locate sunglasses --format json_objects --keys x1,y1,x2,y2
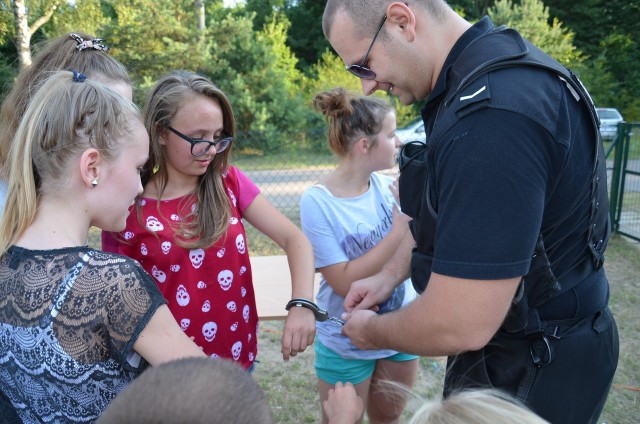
[
  {"x1": 167, "y1": 126, "x2": 234, "y2": 157},
  {"x1": 345, "y1": 14, "x2": 387, "y2": 80}
]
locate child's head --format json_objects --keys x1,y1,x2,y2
[
  {"x1": 313, "y1": 87, "x2": 395, "y2": 158},
  {"x1": 0, "y1": 70, "x2": 146, "y2": 254},
  {"x1": 97, "y1": 357, "x2": 274, "y2": 424},
  {"x1": 0, "y1": 32, "x2": 131, "y2": 171},
  {"x1": 408, "y1": 389, "x2": 549, "y2": 424},
  {"x1": 140, "y1": 70, "x2": 236, "y2": 249},
  {"x1": 143, "y1": 70, "x2": 235, "y2": 183}
]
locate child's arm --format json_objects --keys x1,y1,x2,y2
[
  {"x1": 134, "y1": 305, "x2": 207, "y2": 364},
  {"x1": 243, "y1": 194, "x2": 316, "y2": 361},
  {"x1": 323, "y1": 382, "x2": 364, "y2": 424},
  {"x1": 318, "y1": 204, "x2": 411, "y2": 297}
]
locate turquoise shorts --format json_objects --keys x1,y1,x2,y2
[{"x1": 315, "y1": 339, "x2": 419, "y2": 385}]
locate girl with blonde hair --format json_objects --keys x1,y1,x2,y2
[
  {"x1": 0, "y1": 32, "x2": 132, "y2": 213},
  {"x1": 0, "y1": 71, "x2": 206, "y2": 423}
]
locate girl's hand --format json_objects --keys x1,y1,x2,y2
[
  {"x1": 281, "y1": 304, "x2": 316, "y2": 361},
  {"x1": 391, "y1": 203, "x2": 411, "y2": 235},
  {"x1": 389, "y1": 178, "x2": 401, "y2": 204},
  {"x1": 323, "y1": 382, "x2": 364, "y2": 424}
]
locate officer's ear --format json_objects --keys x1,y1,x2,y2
[{"x1": 386, "y1": 2, "x2": 416, "y2": 42}]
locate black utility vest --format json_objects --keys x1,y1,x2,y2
[{"x1": 398, "y1": 26, "x2": 610, "y2": 335}]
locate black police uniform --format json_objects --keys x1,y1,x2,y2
[{"x1": 399, "y1": 17, "x2": 619, "y2": 424}]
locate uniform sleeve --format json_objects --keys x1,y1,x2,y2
[
  {"x1": 232, "y1": 166, "x2": 260, "y2": 212},
  {"x1": 300, "y1": 188, "x2": 349, "y2": 269},
  {"x1": 104, "y1": 257, "x2": 167, "y2": 370},
  {"x1": 431, "y1": 108, "x2": 565, "y2": 279}
]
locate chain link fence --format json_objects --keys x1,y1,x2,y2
[
  {"x1": 88, "y1": 129, "x2": 401, "y2": 253},
  {"x1": 608, "y1": 122, "x2": 640, "y2": 241}
]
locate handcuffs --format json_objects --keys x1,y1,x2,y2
[{"x1": 285, "y1": 298, "x2": 345, "y2": 325}]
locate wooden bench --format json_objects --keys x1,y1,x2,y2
[{"x1": 250, "y1": 255, "x2": 321, "y2": 320}]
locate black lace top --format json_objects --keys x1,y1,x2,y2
[{"x1": 0, "y1": 246, "x2": 167, "y2": 423}]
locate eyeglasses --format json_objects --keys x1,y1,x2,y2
[
  {"x1": 167, "y1": 126, "x2": 234, "y2": 157},
  {"x1": 345, "y1": 14, "x2": 387, "y2": 80}
]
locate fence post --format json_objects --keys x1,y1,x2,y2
[{"x1": 608, "y1": 124, "x2": 626, "y2": 232}]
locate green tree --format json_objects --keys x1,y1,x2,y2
[
  {"x1": 488, "y1": 0, "x2": 582, "y2": 66},
  {"x1": 543, "y1": 0, "x2": 640, "y2": 120},
  {"x1": 44, "y1": 0, "x2": 110, "y2": 38},
  {"x1": 303, "y1": 49, "x2": 419, "y2": 132},
  {"x1": 103, "y1": 0, "x2": 211, "y2": 94},
  {"x1": 9, "y1": 0, "x2": 64, "y2": 68},
  {"x1": 282, "y1": 0, "x2": 328, "y2": 71}
]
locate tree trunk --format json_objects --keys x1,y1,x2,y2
[
  {"x1": 195, "y1": 0, "x2": 206, "y2": 44},
  {"x1": 13, "y1": 0, "x2": 32, "y2": 68}
]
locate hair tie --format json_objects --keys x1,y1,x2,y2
[
  {"x1": 69, "y1": 33, "x2": 110, "y2": 52},
  {"x1": 72, "y1": 70, "x2": 87, "y2": 83}
]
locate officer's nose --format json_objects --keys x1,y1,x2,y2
[{"x1": 360, "y1": 79, "x2": 378, "y2": 96}]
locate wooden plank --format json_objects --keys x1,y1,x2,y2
[{"x1": 250, "y1": 255, "x2": 321, "y2": 320}]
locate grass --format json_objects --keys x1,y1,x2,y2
[{"x1": 253, "y1": 234, "x2": 640, "y2": 423}]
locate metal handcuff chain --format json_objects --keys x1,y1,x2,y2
[{"x1": 285, "y1": 298, "x2": 345, "y2": 325}]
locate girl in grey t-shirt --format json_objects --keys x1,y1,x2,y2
[{"x1": 301, "y1": 88, "x2": 418, "y2": 424}]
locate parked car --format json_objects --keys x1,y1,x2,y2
[
  {"x1": 396, "y1": 117, "x2": 425, "y2": 144},
  {"x1": 596, "y1": 107, "x2": 624, "y2": 141}
]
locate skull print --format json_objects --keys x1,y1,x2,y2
[
  {"x1": 217, "y1": 270, "x2": 233, "y2": 291},
  {"x1": 228, "y1": 188, "x2": 237, "y2": 207},
  {"x1": 145, "y1": 216, "x2": 164, "y2": 232},
  {"x1": 242, "y1": 304, "x2": 250, "y2": 323},
  {"x1": 161, "y1": 241, "x2": 172, "y2": 254},
  {"x1": 235, "y1": 234, "x2": 246, "y2": 254},
  {"x1": 176, "y1": 284, "x2": 190, "y2": 306},
  {"x1": 189, "y1": 249, "x2": 205, "y2": 269},
  {"x1": 202, "y1": 322, "x2": 218, "y2": 342},
  {"x1": 151, "y1": 266, "x2": 166, "y2": 283},
  {"x1": 180, "y1": 318, "x2": 190, "y2": 330},
  {"x1": 231, "y1": 341, "x2": 242, "y2": 360},
  {"x1": 202, "y1": 300, "x2": 211, "y2": 313}
]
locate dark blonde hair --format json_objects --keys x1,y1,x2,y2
[
  {"x1": 313, "y1": 87, "x2": 393, "y2": 157},
  {"x1": 141, "y1": 70, "x2": 236, "y2": 249},
  {"x1": 0, "y1": 71, "x2": 140, "y2": 255},
  {"x1": 97, "y1": 357, "x2": 274, "y2": 424},
  {"x1": 409, "y1": 390, "x2": 549, "y2": 424},
  {"x1": 0, "y1": 32, "x2": 130, "y2": 174}
]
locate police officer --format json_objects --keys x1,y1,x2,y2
[{"x1": 322, "y1": 1, "x2": 619, "y2": 423}]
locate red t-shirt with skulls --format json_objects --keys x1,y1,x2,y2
[{"x1": 107, "y1": 166, "x2": 260, "y2": 370}]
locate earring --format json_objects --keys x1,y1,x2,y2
[{"x1": 91, "y1": 178, "x2": 98, "y2": 187}]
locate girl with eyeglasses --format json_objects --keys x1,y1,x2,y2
[
  {"x1": 0, "y1": 71, "x2": 207, "y2": 423},
  {"x1": 300, "y1": 88, "x2": 419, "y2": 424},
  {"x1": 102, "y1": 70, "x2": 316, "y2": 370}
]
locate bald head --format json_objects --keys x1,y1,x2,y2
[{"x1": 323, "y1": 0, "x2": 451, "y2": 40}]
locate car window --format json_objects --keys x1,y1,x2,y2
[{"x1": 597, "y1": 110, "x2": 621, "y2": 120}]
